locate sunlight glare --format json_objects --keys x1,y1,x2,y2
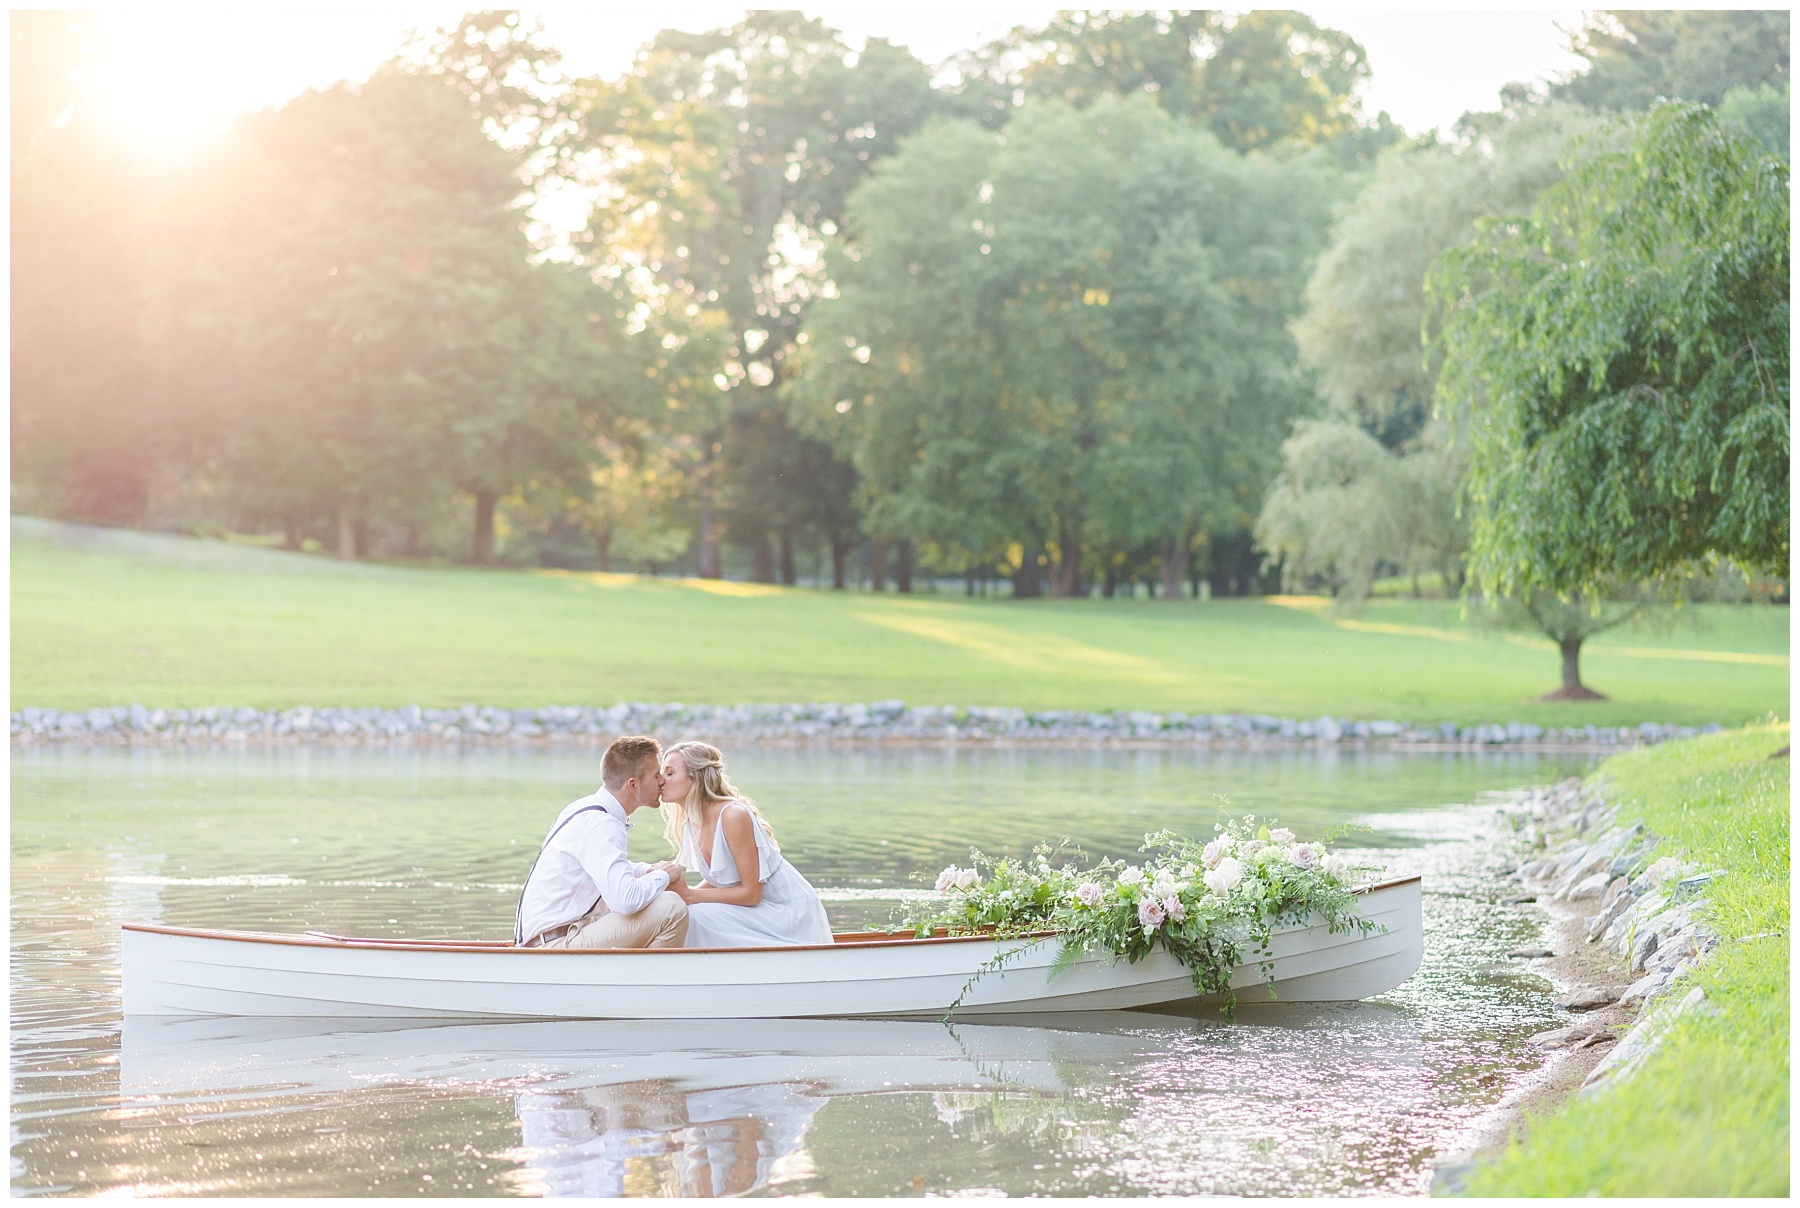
[{"x1": 87, "y1": 7, "x2": 462, "y2": 158}]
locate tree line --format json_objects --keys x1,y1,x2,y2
[{"x1": 12, "y1": 10, "x2": 1789, "y2": 632}]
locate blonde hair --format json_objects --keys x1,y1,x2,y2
[{"x1": 660, "y1": 741, "x2": 777, "y2": 856}]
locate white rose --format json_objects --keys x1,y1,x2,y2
[
  {"x1": 1119, "y1": 866, "x2": 1146, "y2": 887},
  {"x1": 935, "y1": 867, "x2": 958, "y2": 893},
  {"x1": 1201, "y1": 837, "x2": 1233, "y2": 869},
  {"x1": 1287, "y1": 843, "x2": 1319, "y2": 869},
  {"x1": 1269, "y1": 827, "x2": 1296, "y2": 845},
  {"x1": 1151, "y1": 870, "x2": 1181, "y2": 899},
  {"x1": 954, "y1": 867, "x2": 981, "y2": 891},
  {"x1": 1204, "y1": 857, "x2": 1242, "y2": 897},
  {"x1": 1321, "y1": 852, "x2": 1350, "y2": 881}
]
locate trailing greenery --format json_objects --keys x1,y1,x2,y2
[
  {"x1": 1457, "y1": 722, "x2": 1790, "y2": 1197},
  {"x1": 898, "y1": 821, "x2": 1380, "y2": 1014}
]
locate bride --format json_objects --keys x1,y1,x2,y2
[{"x1": 658, "y1": 741, "x2": 833, "y2": 947}]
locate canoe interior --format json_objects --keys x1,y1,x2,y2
[{"x1": 124, "y1": 874, "x2": 1421, "y2": 954}]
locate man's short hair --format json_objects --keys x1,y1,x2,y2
[{"x1": 601, "y1": 735, "x2": 662, "y2": 790}]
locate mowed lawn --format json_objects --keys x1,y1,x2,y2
[{"x1": 10, "y1": 529, "x2": 1789, "y2": 724}]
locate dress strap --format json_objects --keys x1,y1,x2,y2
[{"x1": 722, "y1": 801, "x2": 783, "y2": 883}]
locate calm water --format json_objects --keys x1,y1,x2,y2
[{"x1": 13, "y1": 743, "x2": 1593, "y2": 1197}]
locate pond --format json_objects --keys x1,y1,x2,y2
[{"x1": 13, "y1": 743, "x2": 1594, "y2": 1197}]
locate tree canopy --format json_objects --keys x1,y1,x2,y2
[
  {"x1": 789, "y1": 95, "x2": 1333, "y2": 596},
  {"x1": 1431, "y1": 102, "x2": 1789, "y2": 598}
]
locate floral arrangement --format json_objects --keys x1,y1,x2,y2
[{"x1": 899, "y1": 817, "x2": 1382, "y2": 1014}]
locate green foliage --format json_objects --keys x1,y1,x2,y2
[
  {"x1": 951, "y1": 10, "x2": 1395, "y2": 160},
  {"x1": 1719, "y1": 82, "x2": 1790, "y2": 161},
  {"x1": 1458, "y1": 724, "x2": 1789, "y2": 1196},
  {"x1": 1553, "y1": 11, "x2": 1789, "y2": 113},
  {"x1": 1294, "y1": 103, "x2": 1594, "y2": 443},
  {"x1": 1255, "y1": 417, "x2": 1465, "y2": 605},
  {"x1": 900, "y1": 820, "x2": 1378, "y2": 1014},
  {"x1": 1267, "y1": 106, "x2": 1591, "y2": 614},
  {"x1": 1431, "y1": 102, "x2": 1790, "y2": 598},
  {"x1": 790, "y1": 95, "x2": 1334, "y2": 595},
  {"x1": 150, "y1": 69, "x2": 608, "y2": 553},
  {"x1": 565, "y1": 12, "x2": 935, "y2": 576}
]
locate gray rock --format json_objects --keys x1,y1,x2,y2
[
  {"x1": 1555, "y1": 987, "x2": 1620, "y2": 1012},
  {"x1": 1529, "y1": 1024, "x2": 1596, "y2": 1049}
]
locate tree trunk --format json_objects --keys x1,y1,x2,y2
[
  {"x1": 751, "y1": 535, "x2": 776, "y2": 584},
  {"x1": 336, "y1": 504, "x2": 357, "y2": 561},
  {"x1": 830, "y1": 538, "x2": 849, "y2": 590},
  {"x1": 778, "y1": 530, "x2": 797, "y2": 586},
  {"x1": 965, "y1": 565, "x2": 976, "y2": 597},
  {"x1": 695, "y1": 446, "x2": 720, "y2": 579},
  {"x1": 870, "y1": 538, "x2": 887, "y2": 592},
  {"x1": 1013, "y1": 544, "x2": 1043, "y2": 599},
  {"x1": 283, "y1": 516, "x2": 304, "y2": 551},
  {"x1": 1160, "y1": 535, "x2": 1188, "y2": 600},
  {"x1": 595, "y1": 530, "x2": 612, "y2": 574},
  {"x1": 1049, "y1": 540, "x2": 1082, "y2": 598},
  {"x1": 1540, "y1": 635, "x2": 1608, "y2": 701},
  {"x1": 1102, "y1": 561, "x2": 1117, "y2": 598},
  {"x1": 894, "y1": 539, "x2": 913, "y2": 593},
  {"x1": 472, "y1": 489, "x2": 496, "y2": 564}
]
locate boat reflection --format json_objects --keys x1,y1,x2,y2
[
  {"x1": 120, "y1": 1004, "x2": 1425, "y2": 1197},
  {"x1": 514, "y1": 1080, "x2": 826, "y2": 1197}
]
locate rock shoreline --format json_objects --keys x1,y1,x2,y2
[
  {"x1": 1434, "y1": 774, "x2": 1725, "y2": 1190},
  {"x1": 10, "y1": 702, "x2": 1724, "y2": 749},
  {"x1": 1506, "y1": 778, "x2": 1721, "y2": 1088}
]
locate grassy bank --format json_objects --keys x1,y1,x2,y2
[
  {"x1": 10, "y1": 523, "x2": 1788, "y2": 723},
  {"x1": 1458, "y1": 722, "x2": 1790, "y2": 1197}
]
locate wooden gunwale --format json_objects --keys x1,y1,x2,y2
[{"x1": 120, "y1": 874, "x2": 1420, "y2": 955}]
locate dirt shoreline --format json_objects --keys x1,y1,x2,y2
[
  {"x1": 1431, "y1": 784, "x2": 1651, "y2": 1193},
  {"x1": 1441, "y1": 898, "x2": 1636, "y2": 1175}
]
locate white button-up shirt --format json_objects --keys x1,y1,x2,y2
[{"x1": 516, "y1": 788, "x2": 670, "y2": 944}]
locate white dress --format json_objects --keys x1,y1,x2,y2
[{"x1": 680, "y1": 803, "x2": 833, "y2": 948}]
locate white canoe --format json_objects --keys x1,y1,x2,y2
[{"x1": 122, "y1": 875, "x2": 1421, "y2": 1019}]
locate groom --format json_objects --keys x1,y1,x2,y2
[{"x1": 515, "y1": 735, "x2": 690, "y2": 949}]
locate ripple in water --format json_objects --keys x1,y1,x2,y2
[{"x1": 12, "y1": 744, "x2": 1590, "y2": 1196}]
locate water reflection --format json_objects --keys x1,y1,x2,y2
[
  {"x1": 114, "y1": 1007, "x2": 1428, "y2": 1197},
  {"x1": 15, "y1": 743, "x2": 1590, "y2": 1196}
]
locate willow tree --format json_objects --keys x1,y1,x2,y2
[{"x1": 1431, "y1": 101, "x2": 1789, "y2": 695}]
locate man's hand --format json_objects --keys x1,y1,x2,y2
[{"x1": 652, "y1": 860, "x2": 685, "y2": 885}]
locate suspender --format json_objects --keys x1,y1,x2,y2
[{"x1": 513, "y1": 803, "x2": 610, "y2": 945}]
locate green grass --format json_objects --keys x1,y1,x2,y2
[
  {"x1": 9, "y1": 524, "x2": 1788, "y2": 722},
  {"x1": 1458, "y1": 723, "x2": 1790, "y2": 1197}
]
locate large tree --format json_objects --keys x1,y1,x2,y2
[
  {"x1": 152, "y1": 69, "x2": 608, "y2": 559},
  {"x1": 1431, "y1": 101, "x2": 1788, "y2": 595},
  {"x1": 1553, "y1": 10, "x2": 1788, "y2": 112},
  {"x1": 950, "y1": 9, "x2": 1397, "y2": 159},
  {"x1": 791, "y1": 96, "x2": 1331, "y2": 598},
  {"x1": 11, "y1": 12, "x2": 159, "y2": 523},
  {"x1": 565, "y1": 12, "x2": 935, "y2": 577},
  {"x1": 1261, "y1": 102, "x2": 1594, "y2": 605}
]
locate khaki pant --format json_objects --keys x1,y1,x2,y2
[{"x1": 543, "y1": 891, "x2": 689, "y2": 950}]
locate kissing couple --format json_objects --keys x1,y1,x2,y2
[{"x1": 514, "y1": 735, "x2": 833, "y2": 950}]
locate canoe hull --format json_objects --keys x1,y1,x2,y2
[{"x1": 122, "y1": 877, "x2": 1422, "y2": 1019}]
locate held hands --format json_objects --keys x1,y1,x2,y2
[{"x1": 651, "y1": 860, "x2": 686, "y2": 887}]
